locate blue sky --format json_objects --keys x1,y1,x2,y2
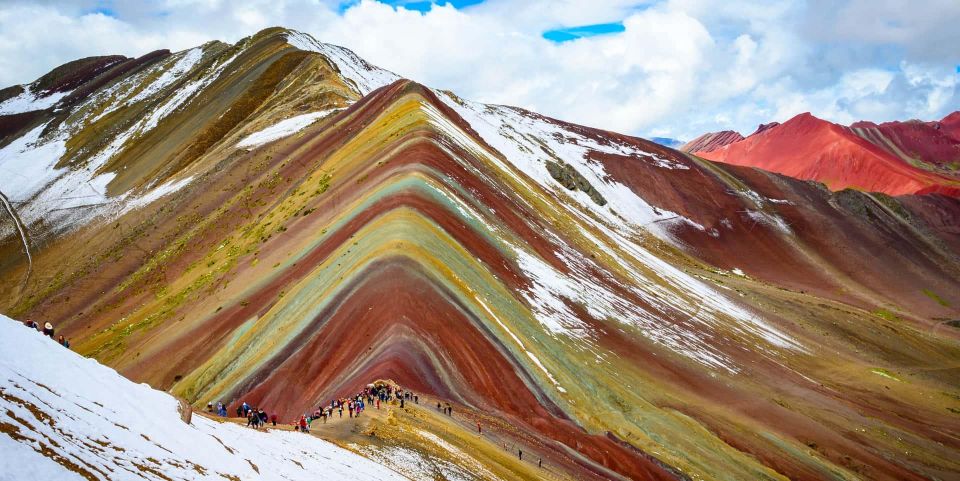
[
  {"x1": 340, "y1": 0, "x2": 485, "y2": 13},
  {"x1": 1, "y1": 0, "x2": 958, "y2": 140},
  {"x1": 542, "y1": 22, "x2": 626, "y2": 42}
]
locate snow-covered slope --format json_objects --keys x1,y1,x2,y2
[
  {"x1": 285, "y1": 31, "x2": 401, "y2": 95},
  {"x1": 0, "y1": 314, "x2": 406, "y2": 481}
]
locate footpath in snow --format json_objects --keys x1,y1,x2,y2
[{"x1": 0, "y1": 314, "x2": 407, "y2": 481}]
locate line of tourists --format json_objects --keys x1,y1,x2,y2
[{"x1": 22, "y1": 319, "x2": 70, "y2": 348}]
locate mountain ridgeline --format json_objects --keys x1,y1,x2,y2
[{"x1": 1, "y1": 27, "x2": 959, "y2": 481}]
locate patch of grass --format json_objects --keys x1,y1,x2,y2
[
  {"x1": 870, "y1": 368, "x2": 900, "y2": 382},
  {"x1": 872, "y1": 308, "x2": 900, "y2": 322},
  {"x1": 922, "y1": 289, "x2": 950, "y2": 307}
]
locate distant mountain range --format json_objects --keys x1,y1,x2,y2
[
  {"x1": 684, "y1": 111, "x2": 960, "y2": 196},
  {"x1": 650, "y1": 136, "x2": 685, "y2": 149}
]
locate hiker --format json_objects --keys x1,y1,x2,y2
[
  {"x1": 400, "y1": 397, "x2": 404, "y2": 409},
  {"x1": 414, "y1": 394, "x2": 418, "y2": 404},
  {"x1": 206, "y1": 402, "x2": 214, "y2": 413},
  {"x1": 376, "y1": 399, "x2": 380, "y2": 410},
  {"x1": 42, "y1": 322, "x2": 54, "y2": 338},
  {"x1": 437, "y1": 401, "x2": 442, "y2": 411},
  {"x1": 270, "y1": 413, "x2": 277, "y2": 426},
  {"x1": 519, "y1": 449, "x2": 523, "y2": 461},
  {"x1": 258, "y1": 409, "x2": 268, "y2": 427},
  {"x1": 218, "y1": 402, "x2": 227, "y2": 417},
  {"x1": 477, "y1": 422, "x2": 482, "y2": 434},
  {"x1": 23, "y1": 319, "x2": 38, "y2": 330},
  {"x1": 57, "y1": 335, "x2": 67, "y2": 347},
  {"x1": 299, "y1": 415, "x2": 308, "y2": 433},
  {"x1": 236, "y1": 405, "x2": 243, "y2": 417},
  {"x1": 446, "y1": 404, "x2": 452, "y2": 416},
  {"x1": 538, "y1": 458, "x2": 542, "y2": 468}
]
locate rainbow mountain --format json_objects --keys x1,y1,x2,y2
[{"x1": 1, "y1": 27, "x2": 959, "y2": 481}]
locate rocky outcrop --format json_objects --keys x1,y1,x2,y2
[{"x1": 546, "y1": 160, "x2": 607, "y2": 205}]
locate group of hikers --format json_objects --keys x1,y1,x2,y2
[
  {"x1": 293, "y1": 382, "x2": 419, "y2": 432},
  {"x1": 205, "y1": 380, "x2": 546, "y2": 469},
  {"x1": 204, "y1": 401, "x2": 279, "y2": 429},
  {"x1": 204, "y1": 382, "x2": 419, "y2": 434},
  {"x1": 22, "y1": 319, "x2": 70, "y2": 348}
]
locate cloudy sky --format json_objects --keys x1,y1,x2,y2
[{"x1": 1, "y1": 0, "x2": 957, "y2": 140}]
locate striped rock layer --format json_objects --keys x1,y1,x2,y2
[{"x1": 2, "y1": 28, "x2": 960, "y2": 481}]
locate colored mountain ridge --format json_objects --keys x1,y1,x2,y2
[
  {"x1": 2, "y1": 27, "x2": 960, "y2": 481},
  {"x1": 694, "y1": 112, "x2": 960, "y2": 196},
  {"x1": 680, "y1": 130, "x2": 744, "y2": 153}
]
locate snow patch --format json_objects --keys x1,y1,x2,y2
[
  {"x1": 0, "y1": 86, "x2": 70, "y2": 115},
  {"x1": 429, "y1": 90, "x2": 805, "y2": 372},
  {"x1": 285, "y1": 31, "x2": 400, "y2": 95},
  {"x1": 120, "y1": 176, "x2": 195, "y2": 215},
  {"x1": 237, "y1": 109, "x2": 342, "y2": 149}
]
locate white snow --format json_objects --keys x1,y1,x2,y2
[
  {"x1": 0, "y1": 44, "x2": 231, "y2": 236},
  {"x1": 431, "y1": 92, "x2": 697, "y2": 237},
  {"x1": 0, "y1": 314, "x2": 408, "y2": 481},
  {"x1": 351, "y1": 443, "x2": 480, "y2": 481},
  {"x1": 92, "y1": 47, "x2": 205, "y2": 122},
  {"x1": 745, "y1": 209, "x2": 792, "y2": 234},
  {"x1": 0, "y1": 86, "x2": 69, "y2": 115},
  {"x1": 0, "y1": 124, "x2": 119, "y2": 236},
  {"x1": 426, "y1": 90, "x2": 805, "y2": 373},
  {"x1": 415, "y1": 430, "x2": 502, "y2": 481},
  {"x1": 130, "y1": 48, "x2": 204, "y2": 106},
  {"x1": 140, "y1": 49, "x2": 239, "y2": 134},
  {"x1": 285, "y1": 31, "x2": 400, "y2": 96},
  {"x1": 512, "y1": 247, "x2": 592, "y2": 337},
  {"x1": 120, "y1": 176, "x2": 195, "y2": 215},
  {"x1": 237, "y1": 109, "x2": 342, "y2": 149}
]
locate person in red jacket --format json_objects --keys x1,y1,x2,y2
[
  {"x1": 299, "y1": 415, "x2": 308, "y2": 433},
  {"x1": 270, "y1": 413, "x2": 277, "y2": 426}
]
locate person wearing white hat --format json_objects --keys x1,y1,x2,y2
[{"x1": 42, "y1": 322, "x2": 54, "y2": 338}]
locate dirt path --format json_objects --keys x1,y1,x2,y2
[
  {"x1": 0, "y1": 189, "x2": 32, "y2": 299},
  {"x1": 197, "y1": 394, "x2": 579, "y2": 480}
]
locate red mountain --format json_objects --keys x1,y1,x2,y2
[
  {"x1": 851, "y1": 115, "x2": 960, "y2": 171},
  {"x1": 940, "y1": 110, "x2": 960, "y2": 142},
  {"x1": 680, "y1": 130, "x2": 743, "y2": 153},
  {"x1": 695, "y1": 112, "x2": 960, "y2": 197}
]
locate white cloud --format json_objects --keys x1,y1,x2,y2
[{"x1": 0, "y1": 0, "x2": 957, "y2": 140}]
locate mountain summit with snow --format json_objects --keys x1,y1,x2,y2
[{"x1": 1, "y1": 28, "x2": 960, "y2": 481}]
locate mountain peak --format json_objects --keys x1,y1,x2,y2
[
  {"x1": 3, "y1": 27, "x2": 960, "y2": 481},
  {"x1": 682, "y1": 130, "x2": 744, "y2": 153}
]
